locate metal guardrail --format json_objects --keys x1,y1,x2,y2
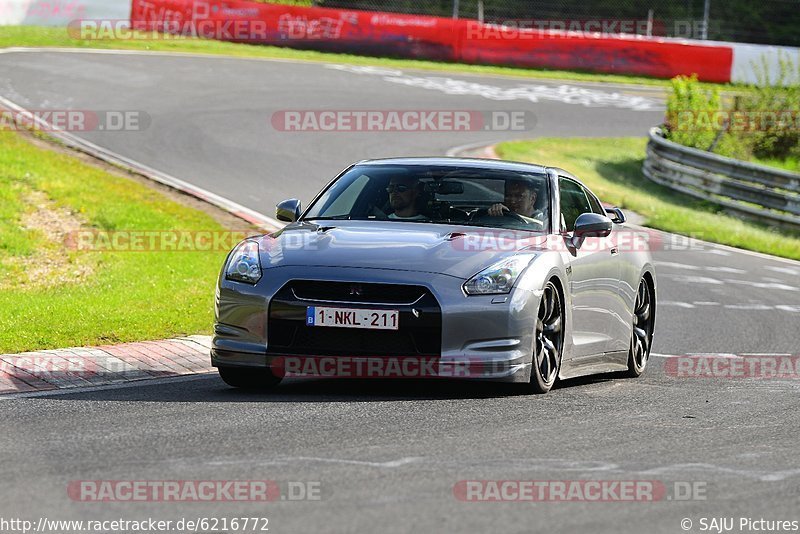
[{"x1": 643, "y1": 127, "x2": 800, "y2": 230}]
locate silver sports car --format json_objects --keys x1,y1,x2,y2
[{"x1": 212, "y1": 158, "x2": 656, "y2": 393}]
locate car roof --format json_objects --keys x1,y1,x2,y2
[{"x1": 355, "y1": 157, "x2": 549, "y2": 175}]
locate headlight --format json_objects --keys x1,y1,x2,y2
[
  {"x1": 463, "y1": 255, "x2": 534, "y2": 295},
  {"x1": 225, "y1": 240, "x2": 262, "y2": 284}
]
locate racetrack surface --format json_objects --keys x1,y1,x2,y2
[
  {"x1": 1, "y1": 49, "x2": 799, "y2": 533},
  {"x1": 0, "y1": 49, "x2": 665, "y2": 213}
]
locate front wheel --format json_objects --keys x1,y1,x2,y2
[
  {"x1": 625, "y1": 278, "x2": 654, "y2": 377},
  {"x1": 529, "y1": 280, "x2": 564, "y2": 394},
  {"x1": 218, "y1": 367, "x2": 282, "y2": 389}
]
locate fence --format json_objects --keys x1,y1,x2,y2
[{"x1": 643, "y1": 127, "x2": 800, "y2": 230}]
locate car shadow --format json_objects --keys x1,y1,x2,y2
[{"x1": 27, "y1": 371, "x2": 625, "y2": 403}]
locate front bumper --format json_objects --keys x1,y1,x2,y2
[{"x1": 212, "y1": 266, "x2": 539, "y2": 382}]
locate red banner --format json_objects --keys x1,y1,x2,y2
[
  {"x1": 459, "y1": 26, "x2": 733, "y2": 82},
  {"x1": 128, "y1": 0, "x2": 733, "y2": 82},
  {"x1": 129, "y1": 0, "x2": 458, "y2": 60}
]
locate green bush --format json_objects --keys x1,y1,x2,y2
[
  {"x1": 665, "y1": 74, "x2": 726, "y2": 151},
  {"x1": 744, "y1": 52, "x2": 800, "y2": 161},
  {"x1": 665, "y1": 55, "x2": 800, "y2": 169}
]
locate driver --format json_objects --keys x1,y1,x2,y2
[
  {"x1": 487, "y1": 179, "x2": 543, "y2": 225},
  {"x1": 387, "y1": 177, "x2": 428, "y2": 220}
]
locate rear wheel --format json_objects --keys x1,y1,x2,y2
[
  {"x1": 529, "y1": 280, "x2": 564, "y2": 394},
  {"x1": 218, "y1": 367, "x2": 282, "y2": 389},
  {"x1": 625, "y1": 278, "x2": 654, "y2": 377}
]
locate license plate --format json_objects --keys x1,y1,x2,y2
[{"x1": 306, "y1": 306, "x2": 399, "y2": 330}]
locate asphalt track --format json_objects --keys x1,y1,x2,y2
[{"x1": 1, "y1": 49, "x2": 799, "y2": 533}]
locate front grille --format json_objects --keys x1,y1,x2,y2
[
  {"x1": 290, "y1": 280, "x2": 426, "y2": 305},
  {"x1": 268, "y1": 281, "x2": 441, "y2": 357}
]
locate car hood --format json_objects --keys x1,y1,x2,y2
[{"x1": 257, "y1": 221, "x2": 549, "y2": 280}]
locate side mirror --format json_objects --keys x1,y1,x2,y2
[
  {"x1": 604, "y1": 207, "x2": 626, "y2": 224},
  {"x1": 573, "y1": 213, "x2": 613, "y2": 238},
  {"x1": 276, "y1": 198, "x2": 301, "y2": 223}
]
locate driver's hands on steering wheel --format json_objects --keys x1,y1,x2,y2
[
  {"x1": 485, "y1": 203, "x2": 543, "y2": 227},
  {"x1": 487, "y1": 203, "x2": 511, "y2": 217}
]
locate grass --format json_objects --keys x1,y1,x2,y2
[
  {"x1": 0, "y1": 130, "x2": 249, "y2": 354},
  {"x1": 496, "y1": 137, "x2": 800, "y2": 261},
  {"x1": 0, "y1": 25, "x2": 727, "y2": 90},
  {"x1": 753, "y1": 156, "x2": 800, "y2": 173}
]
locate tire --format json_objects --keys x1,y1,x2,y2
[
  {"x1": 528, "y1": 280, "x2": 564, "y2": 394},
  {"x1": 218, "y1": 366, "x2": 282, "y2": 389},
  {"x1": 625, "y1": 278, "x2": 655, "y2": 378}
]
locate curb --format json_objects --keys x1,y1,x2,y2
[{"x1": 0, "y1": 336, "x2": 214, "y2": 395}]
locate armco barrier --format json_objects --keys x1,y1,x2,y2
[
  {"x1": 643, "y1": 127, "x2": 800, "y2": 230},
  {"x1": 129, "y1": 0, "x2": 735, "y2": 83}
]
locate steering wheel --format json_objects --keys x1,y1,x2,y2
[
  {"x1": 368, "y1": 203, "x2": 390, "y2": 220},
  {"x1": 499, "y1": 210, "x2": 530, "y2": 225},
  {"x1": 469, "y1": 208, "x2": 537, "y2": 226}
]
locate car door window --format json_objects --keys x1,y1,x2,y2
[
  {"x1": 558, "y1": 177, "x2": 592, "y2": 232},
  {"x1": 586, "y1": 191, "x2": 605, "y2": 215}
]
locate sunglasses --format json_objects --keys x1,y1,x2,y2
[{"x1": 386, "y1": 184, "x2": 412, "y2": 193}]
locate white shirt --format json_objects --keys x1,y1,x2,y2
[{"x1": 388, "y1": 213, "x2": 428, "y2": 220}]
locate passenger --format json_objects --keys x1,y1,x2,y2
[{"x1": 387, "y1": 177, "x2": 428, "y2": 220}]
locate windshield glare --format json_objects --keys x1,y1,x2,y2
[{"x1": 303, "y1": 164, "x2": 550, "y2": 232}]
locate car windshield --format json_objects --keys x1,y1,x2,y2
[{"x1": 303, "y1": 164, "x2": 550, "y2": 232}]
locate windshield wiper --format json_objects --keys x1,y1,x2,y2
[
  {"x1": 302, "y1": 216, "x2": 351, "y2": 221},
  {"x1": 458, "y1": 221, "x2": 547, "y2": 233}
]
